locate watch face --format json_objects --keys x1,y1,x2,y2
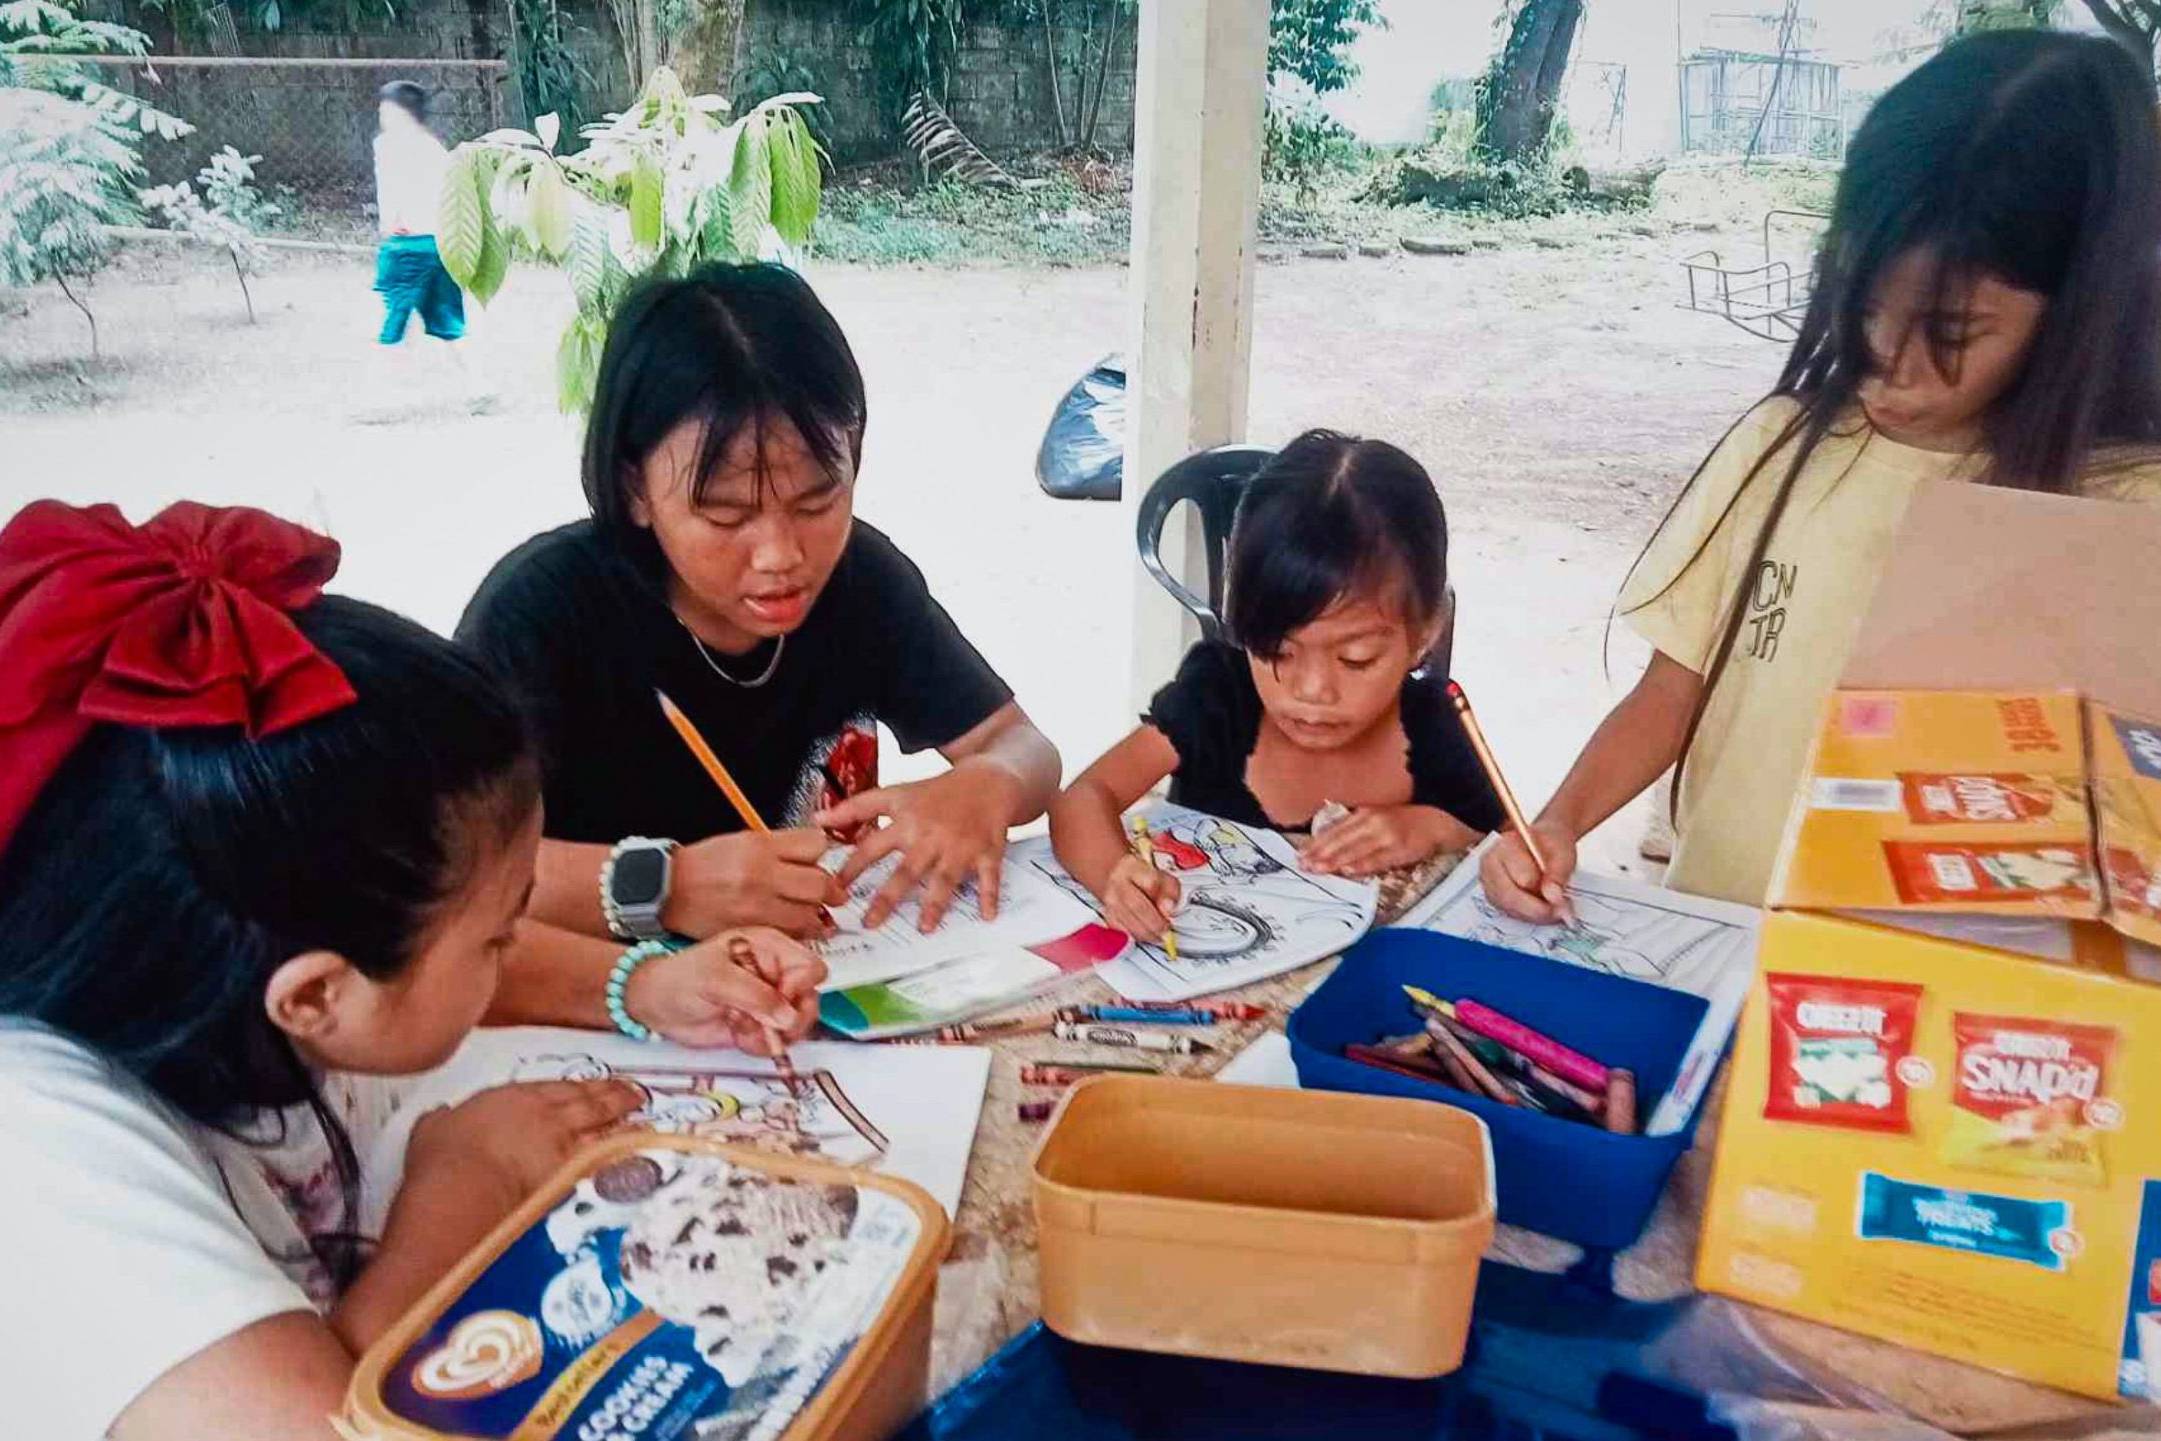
[{"x1": 612, "y1": 848, "x2": 668, "y2": 908}]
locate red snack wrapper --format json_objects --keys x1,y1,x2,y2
[
  {"x1": 1897, "y1": 772, "x2": 2065, "y2": 826},
  {"x1": 1882, "y1": 840, "x2": 2096, "y2": 906},
  {"x1": 1765, "y1": 974, "x2": 1924, "y2": 1133}
]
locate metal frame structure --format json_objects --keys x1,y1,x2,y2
[{"x1": 1678, "y1": 207, "x2": 1826, "y2": 343}]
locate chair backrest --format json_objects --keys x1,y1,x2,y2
[
  {"x1": 1134, "y1": 445, "x2": 1275, "y2": 641},
  {"x1": 1134, "y1": 444, "x2": 1459, "y2": 677}
]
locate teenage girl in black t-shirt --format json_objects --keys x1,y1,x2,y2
[
  {"x1": 459, "y1": 264, "x2": 1061, "y2": 1047},
  {"x1": 1049, "y1": 430, "x2": 1503, "y2": 943}
]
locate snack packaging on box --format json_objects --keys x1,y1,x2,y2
[
  {"x1": 342, "y1": 1135, "x2": 947, "y2": 1441},
  {"x1": 1696, "y1": 480, "x2": 2161, "y2": 1402},
  {"x1": 1772, "y1": 689, "x2": 2098, "y2": 918},
  {"x1": 2092, "y1": 702, "x2": 2161, "y2": 948}
]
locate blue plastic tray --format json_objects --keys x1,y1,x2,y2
[{"x1": 1287, "y1": 930, "x2": 1708, "y2": 1252}]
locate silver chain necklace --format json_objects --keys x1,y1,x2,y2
[{"x1": 682, "y1": 622, "x2": 786, "y2": 689}]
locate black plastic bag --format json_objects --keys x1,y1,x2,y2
[{"x1": 1036, "y1": 353, "x2": 1126, "y2": 501}]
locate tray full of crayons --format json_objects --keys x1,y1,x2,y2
[{"x1": 1288, "y1": 930, "x2": 1710, "y2": 1252}]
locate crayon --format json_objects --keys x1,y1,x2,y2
[
  {"x1": 1404, "y1": 986, "x2": 1609, "y2": 1093},
  {"x1": 1346, "y1": 1044, "x2": 1455, "y2": 1085},
  {"x1": 1604, "y1": 1068, "x2": 1637, "y2": 1134},
  {"x1": 1422, "y1": 1017, "x2": 1519, "y2": 1106},
  {"x1": 1431, "y1": 1042, "x2": 1481, "y2": 1094},
  {"x1": 1018, "y1": 1099, "x2": 1059, "y2": 1123},
  {"x1": 1052, "y1": 1022, "x2": 1215, "y2": 1055},
  {"x1": 894, "y1": 1014, "x2": 1058, "y2": 1045},
  {"x1": 1135, "y1": 1000, "x2": 1268, "y2": 1021},
  {"x1": 1434, "y1": 1012, "x2": 1607, "y2": 1111},
  {"x1": 1064, "y1": 1006, "x2": 1217, "y2": 1027},
  {"x1": 1355, "y1": 1038, "x2": 1448, "y2": 1079},
  {"x1": 1020, "y1": 1061, "x2": 1154, "y2": 1085}
]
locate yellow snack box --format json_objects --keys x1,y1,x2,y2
[
  {"x1": 1772, "y1": 689, "x2": 2098, "y2": 918},
  {"x1": 2092, "y1": 703, "x2": 2161, "y2": 949}
]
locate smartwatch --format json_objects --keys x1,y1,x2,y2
[{"x1": 602, "y1": 836, "x2": 678, "y2": 941}]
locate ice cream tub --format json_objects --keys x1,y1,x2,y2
[{"x1": 341, "y1": 1134, "x2": 948, "y2": 1441}]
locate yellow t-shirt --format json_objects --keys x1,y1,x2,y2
[{"x1": 1621, "y1": 399, "x2": 2159, "y2": 907}]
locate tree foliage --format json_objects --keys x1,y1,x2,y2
[
  {"x1": 0, "y1": 87, "x2": 140, "y2": 351},
  {"x1": 437, "y1": 68, "x2": 825, "y2": 412},
  {"x1": 0, "y1": 0, "x2": 191, "y2": 141},
  {"x1": 1267, "y1": 0, "x2": 1383, "y2": 95},
  {"x1": 141, "y1": 146, "x2": 280, "y2": 320}
]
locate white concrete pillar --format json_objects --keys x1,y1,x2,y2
[{"x1": 1120, "y1": 0, "x2": 1270, "y2": 711}]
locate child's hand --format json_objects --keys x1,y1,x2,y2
[
  {"x1": 628, "y1": 928, "x2": 825, "y2": 1051},
  {"x1": 1478, "y1": 820, "x2": 1579, "y2": 923},
  {"x1": 1101, "y1": 852, "x2": 1182, "y2": 942},
  {"x1": 407, "y1": 1078, "x2": 646, "y2": 1207},
  {"x1": 820, "y1": 763, "x2": 1020, "y2": 932},
  {"x1": 1301, "y1": 805, "x2": 1454, "y2": 877}
]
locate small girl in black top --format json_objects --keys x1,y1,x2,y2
[{"x1": 1051, "y1": 429, "x2": 1504, "y2": 941}]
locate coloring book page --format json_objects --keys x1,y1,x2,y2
[
  {"x1": 1015, "y1": 803, "x2": 1378, "y2": 1003},
  {"x1": 817, "y1": 845, "x2": 1099, "y2": 993},
  {"x1": 1396, "y1": 839, "x2": 1761, "y2": 1135},
  {"x1": 358, "y1": 1028, "x2": 989, "y2": 1230}
]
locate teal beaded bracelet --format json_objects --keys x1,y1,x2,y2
[{"x1": 605, "y1": 937, "x2": 683, "y2": 1042}]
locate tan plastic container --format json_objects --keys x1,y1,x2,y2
[
  {"x1": 343, "y1": 1134, "x2": 947, "y2": 1441},
  {"x1": 1032, "y1": 1075, "x2": 1494, "y2": 1378}
]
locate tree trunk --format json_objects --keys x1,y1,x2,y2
[
  {"x1": 1475, "y1": 0, "x2": 1585, "y2": 165},
  {"x1": 665, "y1": 0, "x2": 749, "y2": 96},
  {"x1": 1079, "y1": 0, "x2": 1125, "y2": 150},
  {"x1": 2076, "y1": 0, "x2": 2160, "y2": 66},
  {"x1": 1040, "y1": 2, "x2": 1070, "y2": 148}
]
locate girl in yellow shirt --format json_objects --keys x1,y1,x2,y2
[{"x1": 1484, "y1": 30, "x2": 2161, "y2": 916}]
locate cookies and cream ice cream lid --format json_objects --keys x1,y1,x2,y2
[{"x1": 342, "y1": 1136, "x2": 944, "y2": 1441}]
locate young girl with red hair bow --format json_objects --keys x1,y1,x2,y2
[{"x1": 0, "y1": 501, "x2": 821, "y2": 1436}]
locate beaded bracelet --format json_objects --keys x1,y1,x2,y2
[{"x1": 605, "y1": 937, "x2": 683, "y2": 1042}]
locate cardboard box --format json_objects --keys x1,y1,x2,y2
[{"x1": 1697, "y1": 482, "x2": 2161, "y2": 1402}]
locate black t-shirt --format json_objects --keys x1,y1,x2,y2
[
  {"x1": 456, "y1": 520, "x2": 1013, "y2": 844},
  {"x1": 1144, "y1": 640, "x2": 1505, "y2": 835}
]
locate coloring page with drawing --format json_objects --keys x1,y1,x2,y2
[
  {"x1": 1396, "y1": 840, "x2": 1762, "y2": 1135},
  {"x1": 357, "y1": 1028, "x2": 989, "y2": 1230},
  {"x1": 1016, "y1": 803, "x2": 1379, "y2": 1003},
  {"x1": 816, "y1": 845, "x2": 1100, "y2": 993}
]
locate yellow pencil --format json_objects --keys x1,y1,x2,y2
[
  {"x1": 1444, "y1": 680, "x2": 1575, "y2": 926},
  {"x1": 655, "y1": 688, "x2": 805, "y2": 1078},
  {"x1": 1130, "y1": 817, "x2": 1180, "y2": 962}
]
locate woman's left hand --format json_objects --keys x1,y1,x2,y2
[
  {"x1": 1300, "y1": 805, "x2": 1456, "y2": 878},
  {"x1": 626, "y1": 927, "x2": 825, "y2": 1052},
  {"x1": 819, "y1": 764, "x2": 1020, "y2": 931}
]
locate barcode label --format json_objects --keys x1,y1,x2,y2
[
  {"x1": 1811, "y1": 778, "x2": 1901, "y2": 812},
  {"x1": 1929, "y1": 854, "x2": 1978, "y2": 891}
]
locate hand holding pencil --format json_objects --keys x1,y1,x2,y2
[
  {"x1": 1447, "y1": 681, "x2": 1578, "y2": 927},
  {"x1": 1099, "y1": 822, "x2": 1182, "y2": 951}
]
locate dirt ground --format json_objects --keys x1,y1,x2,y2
[{"x1": 0, "y1": 236, "x2": 1781, "y2": 864}]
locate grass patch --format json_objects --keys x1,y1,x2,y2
[{"x1": 812, "y1": 166, "x2": 1129, "y2": 267}]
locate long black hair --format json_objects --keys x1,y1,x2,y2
[
  {"x1": 582, "y1": 263, "x2": 868, "y2": 581},
  {"x1": 0, "y1": 595, "x2": 537, "y2": 1281},
  {"x1": 1224, "y1": 428, "x2": 1449, "y2": 658},
  {"x1": 1626, "y1": 29, "x2": 2161, "y2": 801}
]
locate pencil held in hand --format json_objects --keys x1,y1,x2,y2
[
  {"x1": 1444, "y1": 680, "x2": 1574, "y2": 924},
  {"x1": 1128, "y1": 816, "x2": 1180, "y2": 962},
  {"x1": 728, "y1": 934, "x2": 801, "y2": 1108}
]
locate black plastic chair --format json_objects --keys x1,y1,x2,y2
[{"x1": 1135, "y1": 444, "x2": 1457, "y2": 678}]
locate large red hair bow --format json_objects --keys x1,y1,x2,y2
[{"x1": 0, "y1": 500, "x2": 357, "y2": 857}]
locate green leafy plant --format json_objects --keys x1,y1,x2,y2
[
  {"x1": 511, "y1": 0, "x2": 588, "y2": 140},
  {"x1": 1268, "y1": 0, "x2": 1384, "y2": 95},
  {"x1": 853, "y1": 0, "x2": 963, "y2": 124},
  {"x1": 735, "y1": 48, "x2": 830, "y2": 153},
  {"x1": 141, "y1": 146, "x2": 279, "y2": 321},
  {"x1": 0, "y1": 0, "x2": 192, "y2": 141},
  {"x1": 0, "y1": 86, "x2": 141, "y2": 354},
  {"x1": 1262, "y1": 97, "x2": 1360, "y2": 200},
  {"x1": 436, "y1": 67, "x2": 825, "y2": 412}
]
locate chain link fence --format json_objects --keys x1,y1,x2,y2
[{"x1": 77, "y1": 55, "x2": 512, "y2": 232}]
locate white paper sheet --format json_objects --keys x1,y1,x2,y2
[
  {"x1": 1396, "y1": 838, "x2": 1762, "y2": 1136},
  {"x1": 358, "y1": 1027, "x2": 989, "y2": 1228},
  {"x1": 1015, "y1": 803, "x2": 1378, "y2": 1003},
  {"x1": 815, "y1": 845, "x2": 1099, "y2": 992}
]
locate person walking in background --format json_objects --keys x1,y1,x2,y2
[{"x1": 371, "y1": 80, "x2": 487, "y2": 408}]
